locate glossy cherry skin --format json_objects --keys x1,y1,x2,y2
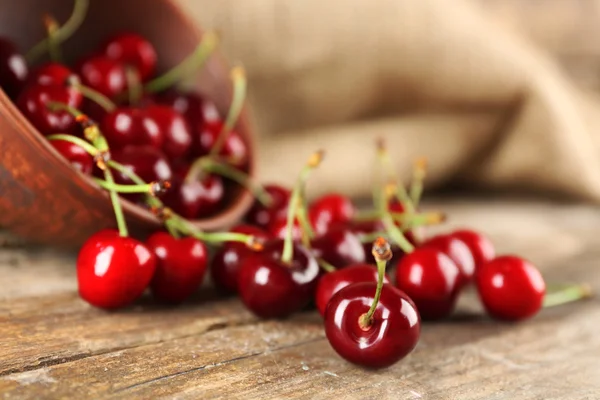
[
  {"x1": 315, "y1": 263, "x2": 390, "y2": 316},
  {"x1": 311, "y1": 227, "x2": 365, "y2": 269},
  {"x1": 110, "y1": 145, "x2": 173, "y2": 186},
  {"x1": 17, "y1": 84, "x2": 82, "y2": 136},
  {"x1": 144, "y1": 105, "x2": 192, "y2": 160},
  {"x1": 49, "y1": 139, "x2": 93, "y2": 175},
  {"x1": 77, "y1": 229, "x2": 157, "y2": 309},
  {"x1": 0, "y1": 37, "x2": 28, "y2": 98},
  {"x1": 162, "y1": 166, "x2": 224, "y2": 219},
  {"x1": 156, "y1": 90, "x2": 220, "y2": 128},
  {"x1": 210, "y1": 224, "x2": 270, "y2": 293},
  {"x1": 395, "y1": 248, "x2": 462, "y2": 320},
  {"x1": 476, "y1": 255, "x2": 545, "y2": 321},
  {"x1": 193, "y1": 120, "x2": 248, "y2": 168},
  {"x1": 28, "y1": 62, "x2": 72, "y2": 86},
  {"x1": 309, "y1": 193, "x2": 355, "y2": 236},
  {"x1": 421, "y1": 234, "x2": 475, "y2": 286},
  {"x1": 100, "y1": 107, "x2": 160, "y2": 150},
  {"x1": 77, "y1": 55, "x2": 127, "y2": 97},
  {"x1": 101, "y1": 32, "x2": 157, "y2": 81},
  {"x1": 324, "y1": 282, "x2": 421, "y2": 368},
  {"x1": 245, "y1": 184, "x2": 291, "y2": 228},
  {"x1": 237, "y1": 240, "x2": 320, "y2": 318},
  {"x1": 146, "y1": 232, "x2": 208, "y2": 304},
  {"x1": 451, "y1": 229, "x2": 495, "y2": 271}
]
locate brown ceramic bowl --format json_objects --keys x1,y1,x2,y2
[{"x1": 0, "y1": 0, "x2": 255, "y2": 248}]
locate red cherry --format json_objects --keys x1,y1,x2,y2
[
  {"x1": 324, "y1": 282, "x2": 420, "y2": 368},
  {"x1": 245, "y1": 184, "x2": 291, "y2": 228},
  {"x1": 237, "y1": 239, "x2": 320, "y2": 318},
  {"x1": 0, "y1": 37, "x2": 28, "y2": 98},
  {"x1": 110, "y1": 145, "x2": 173, "y2": 186},
  {"x1": 156, "y1": 90, "x2": 220, "y2": 128},
  {"x1": 77, "y1": 229, "x2": 156, "y2": 309},
  {"x1": 76, "y1": 55, "x2": 127, "y2": 97},
  {"x1": 268, "y1": 217, "x2": 303, "y2": 241},
  {"x1": 309, "y1": 193, "x2": 355, "y2": 236},
  {"x1": 146, "y1": 232, "x2": 208, "y2": 304},
  {"x1": 210, "y1": 224, "x2": 270, "y2": 293},
  {"x1": 311, "y1": 227, "x2": 365, "y2": 269},
  {"x1": 194, "y1": 120, "x2": 248, "y2": 168},
  {"x1": 101, "y1": 32, "x2": 157, "y2": 81},
  {"x1": 315, "y1": 263, "x2": 390, "y2": 316},
  {"x1": 395, "y1": 247, "x2": 462, "y2": 320},
  {"x1": 17, "y1": 84, "x2": 82, "y2": 136},
  {"x1": 100, "y1": 107, "x2": 163, "y2": 150},
  {"x1": 451, "y1": 229, "x2": 495, "y2": 271},
  {"x1": 143, "y1": 105, "x2": 192, "y2": 160},
  {"x1": 421, "y1": 234, "x2": 475, "y2": 285},
  {"x1": 28, "y1": 62, "x2": 72, "y2": 86},
  {"x1": 476, "y1": 255, "x2": 545, "y2": 321},
  {"x1": 49, "y1": 139, "x2": 93, "y2": 174}
]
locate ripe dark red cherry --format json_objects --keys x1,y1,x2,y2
[
  {"x1": 396, "y1": 247, "x2": 462, "y2": 320},
  {"x1": 17, "y1": 84, "x2": 82, "y2": 136},
  {"x1": 146, "y1": 232, "x2": 208, "y2": 304},
  {"x1": 421, "y1": 234, "x2": 475, "y2": 286},
  {"x1": 309, "y1": 193, "x2": 355, "y2": 236},
  {"x1": 194, "y1": 120, "x2": 248, "y2": 168},
  {"x1": 476, "y1": 255, "x2": 545, "y2": 321},
  {"x1": 156, "y1": 90, "x2": 220, "y2": 128},
  {"x1": 210, "y1": 224, "x2": 270, "y2": 293},
  {"x1": 77, "y1": 229, "x2": 156, "y2": 309},
  {"x1": 324, "y1": 282, "x2": 420, "y2": 368},
  {"x1": 144, "y1": 105, "x2": 192, "y2": 160},
  {"x1": 101, "y1": 32, "x2": 157, "y2": 81},
  {"x1": 162, "y1": 166, "x2": 224, "y2": 219},
  {"x1": 28, "y1": 62, "x2": 72, "y2": 86},
  {"x1": 237, "y1": 239, "x2": 320, "y2": 318},
  {"x1": 110, "y1": 145, "x2": 173, "y2": 186},
  {"x1": 49, "y1": 139, "x2": 93, "y2": 175},
  {"x1": 0, "y1": 37, "x2": 28, "y2": 98},
  {"x1": 451, "y1": 229, "x2": 495, "y2": 271},
  {"x1": 101, "y1": 107, "x2": 156, "y2": 149},
  {"x1": 76, "y1": 55, "x2": 127, "y2": 97},
  {"x1": 311, "y1": 227, "x2": 366, "y2": 269},
  {"x1": 315, "y1": 263, "x2": 390, "y2": 316},
  {"x1": 245, "y1": 184, "x2": 291, "y2": 228}
]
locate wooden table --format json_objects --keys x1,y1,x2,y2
[{"x1": 1, "y1": 197, "x2": 599, "y2": 399}]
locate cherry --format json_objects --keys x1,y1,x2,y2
[
  {"x1": 49, "y1": 139, "x2": 93, "y2": 174},
  {"x1": 421, "y1": 234, "x2": 475, "y2": 286},
  {"x1": 28, "y1": 62, "x2": 72, "y2": 86},
  {"x1": 324, "y1": 238, "x2": 420, "y2": 368},
  {"x1": 451, "y1": 229, "x2": 495, "y2": 271},
  {"x1": 17, "y1": 84, "x2": 82, "y2": 136},
  {"x1": 237, "y1": 239, "x2": 320, "y2": 318},
  {"x1": 311, "y1": 227, "x2": 365, "y2": 269},
  {"x1": 309, "y1": 193, "x2": 355, "y2": 236},
  {"x1": 110, "y1": 145, "x2": 173, "y2": 186},
  {"x1": 100, "y1": 107, "x2": 160, "y2": 150},
  {"x1": 268, "y1": 217, "x2": 303, "y2": 241},
  {"x1": 100, "y1": 32, "x2": 157, "y2": 81},
  {"x1": 0, "y1": 37, "x2": 28, "y2": 98},
  {"x1": 315, "y1": 263, "x2": 390, "y2": 316},
  {"x1": 210, "y1": 224, "x2": 270, "y2": 293},
  {"x1": 77, "y1": 229, "x2": 156, "y2": 309},
  {"x1": 245, "y1": 184, "x2": 291, "y2": 228},
  {"x1": 146, "y1": 231, "x2": 208, "y2": 304},
  {"x1": 144, "y1": 105, "x2": 192, "y2": 160},
  {"x1": 193, "y1": 120, "x2": 248, "y2": 168},
  {"x1": 76, "y1": 55, "x2": 127, "y2": 98},
  {"x1": 395, "y1": 247, "x2": 462, "y2": 320},
  {"x1": 156, "y1": 90, "x2": 220, "y2": 128},
  {"x1": 476, "y1": 255, "x2": 545, "y2": 321}
]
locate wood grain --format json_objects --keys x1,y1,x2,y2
[{"x1": 1, "y1": 196, "x2": 599, "y2": 399}]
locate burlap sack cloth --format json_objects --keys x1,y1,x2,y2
[{"x1": 176, "y1": 0, "x2": 600, "y2": 201}]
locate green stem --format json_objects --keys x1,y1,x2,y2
[
  {"x1": 46, "y1": 101, "x2": 83, "y2": 117},
  {"x1": 376, "y1": 139, "x2": 415, "y2": 213},
  {"x1": 26, "y1": 0, "x2": 89, "y2": 63},
  {"x1": 72, "y1": 82, "x2": 117, "y2": 112},
  {"x1": 93, "y1": 179, "x2": 153, "y2": 193},
  {"x1": 409, "y1": 158, "x2": 427, "y2": 208},
  {"x1": 296, "y1": 196, "x2": 314, "y2": 245},
  {"x1": 46, "y1": 134, "x2": 99, "y2": 155},
  {"x1": 317, "y1": 258, "x2": 336, "y2": 273},
  {"x1": 359, "y1": 257, "x2": 388, "y2": 329},
  {"x1": 44, "y1": 14, "x2": 63, "y2": 63},
  {"x1": 144, "y1": 31, "x2": 219, "y2": 94},
  {"x1": 165, "y1": 219, "x2": 181, "y2": 239},
  {"x1": 543, "y1": 284, "x2": 592, "y2": 308},
  {"x1": 126, "y1": 67, "x2": 142, "y2": 105},
  {"x1": 103, "y1": 167, "x2": 128, "y2": 237},
  {"x1": 107, "y1": 160, "x2": 162, "y2": 208},
  {"x1": 209, "y1": 67, "x2": 247, "y2": 158},
  {"x1": 358, "y1": 231, "x2": 388, "y2": 244}
]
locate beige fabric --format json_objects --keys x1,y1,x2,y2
[{"x1": 176, "y1": 0, "x2": 600, "y2": 201}]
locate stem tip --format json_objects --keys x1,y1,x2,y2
[{"x1": 372, "y1": 237, "x2": 392, "y2": 262}]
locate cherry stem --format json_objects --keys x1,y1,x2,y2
[
  {"x1": 543, "y1": 284, "x2": 592, "y2": 308},
  {"x1": 281, "y1": 151, "x2": 324, "y2": 265},
  {"x1": 376, "y1": 138, "x2": 415, "y2": 214},
  {"x1": 359, "y1": 237, "x2": 392, "y2": 329},
  {"x1": 26, "y1": 0, "x2": 89, "y2": 63},
  {"x1": 187, "y1": 157, "x2": 271, "y2": 206},
  {"x1": 358, "y1": 231, "x2": 388, "y2": 244},
  {"x1": 409, "y1": 158, "x2": 427, "y2": 208},
  {"x1": 46, "y1": 134, "x2": 99, "y2": 156},
  {"x1": 125, "y1": 67, "x2": 142, "y2": 105},
  {"x1": 379, "y1": 185, "x2": 415, "y2": 253},
  {"x1": 317, "y1": 258, "x2": 336, "y2": 273},
  {"x1": 208, "y1": 66, "x2": 247, "y2": 158},
  {"x1": 144, "y1": 31, "x2": 219, "y2": 94},
  {"x1": 92, "y1": 179, "x2": 153, "y2": 194},
  {"x1": 43, "y1": 14, "x2": 63, "y2": 63},
  {"x1": 46, "y1": 101, "x2": 108, "y2": 150},
  {"x1": 102, "y1": 166, "x2": 128, "y2": 237},
  {"x1": 354, "y1": 210, "x2": 445, "y2": 229},
  {"x1": 294, "y1": 165, "x2": 316, "y2": 242},
  {"x1": 68, "y1": 76, "x2": 117, "y2": 112}
]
